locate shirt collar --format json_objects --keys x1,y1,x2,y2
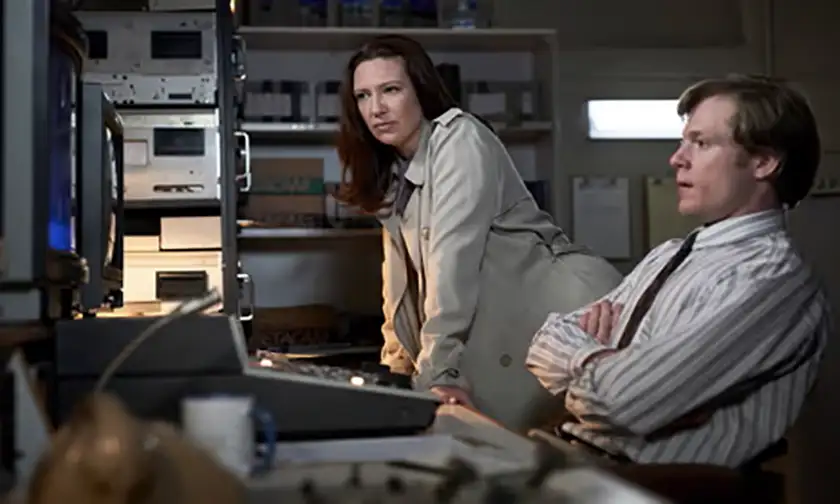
[{"x1": 692, "y1": 209, "x2": 785, "y2": 249}]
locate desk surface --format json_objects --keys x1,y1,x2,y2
[{"x1": 248, "y1": 405, "x2": 669, "y2": 503}]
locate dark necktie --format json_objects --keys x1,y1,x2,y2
[{"x1": 615, "y1": 231, "x2": 699, "y2": 350}]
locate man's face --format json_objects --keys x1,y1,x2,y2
[{"x1": 669, "y1": 95, "x2": 774, "y2": 223}]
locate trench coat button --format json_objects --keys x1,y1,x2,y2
[
  {"x1": 421, "y1": 227, "x2": 430, "y2": 240},
  {"x1": 499, "y1": 354, "x2": 512, "y2": 367},
  {"x1": 445, "y1": 368, "x2": 460, "y2": 378}
]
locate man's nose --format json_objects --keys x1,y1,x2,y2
[{"x1": 669, "y1": 143, "x2": 688, "y2": 170}]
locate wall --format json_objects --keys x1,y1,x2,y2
[
  {"x1": 490, "y1": 0, "x2": 838, "y2": 502},
  {"x1": 767, "y1": 2, "x2": 840, "y2": 503}
]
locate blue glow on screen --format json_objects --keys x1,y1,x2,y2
[{"x1": 48, "y1": 45, "x2": 75, "y2": 252}]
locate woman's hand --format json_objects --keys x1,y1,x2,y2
[{"x1": 430, "y1": 386, "x2": 473, "y2": 407}]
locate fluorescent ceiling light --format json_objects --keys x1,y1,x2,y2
[{"x1": 587, "y1": 99, "x2": 683, "y2": 140}]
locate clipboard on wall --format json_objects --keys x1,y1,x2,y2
[
  {"x1": 572, "y1": 176, "x2": 632, "y2": 259},
  {"x1": 644, "y1": 177, "x2": 703, "y2": 249}
]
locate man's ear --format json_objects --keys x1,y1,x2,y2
[{"x1": 751, "y1": 151, "x2": 782, "y2": 181}]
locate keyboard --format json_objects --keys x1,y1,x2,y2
[
  {"x1": 244, "y1": 348, "x2": 439, "y2": 439},
  {"x1": 253, "y1": 349, "x2": 413, "y2": 389}
]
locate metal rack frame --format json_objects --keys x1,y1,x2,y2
[
  {"x1": 0, "y1": 0, "x2": 52, "y2": 320},
  {"x1": 215, "y1": 0, "x2": 240, "y2": 316}
]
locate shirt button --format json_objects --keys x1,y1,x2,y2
[
  {"x1": 499, "y1": 354, "x2": 512, "y2": 367},
  {"x1": 421, "y1": 227, "x2": 430, "y2": 240}
]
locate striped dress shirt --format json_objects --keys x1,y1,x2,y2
[{"x1": 526, "y1": 210, "x2": 830, "y2": 467}]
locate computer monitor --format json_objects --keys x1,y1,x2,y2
[
  {"x1": 46, "y1": 4, "x2": 88, "y2": 285},
  {"x1": 0, "y1": 0, "x2": 89, "y2": 322},
  {"x1": 76, "y1": 82, "x2": 125, "y2": 314}
]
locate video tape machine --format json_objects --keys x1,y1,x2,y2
[{"x1": 75, "y1": 11, "x2": 218, "y2": 107}]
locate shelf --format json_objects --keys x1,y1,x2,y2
[
  {"x1": 238, "y1": 226, "x2": 381, "y2": 239},
  {"x1": 240, "y1": 121, "x2": 553, "y2": 144},
  {"x1": 237, "y1": 26, "x2": 556, "y2": 52}
]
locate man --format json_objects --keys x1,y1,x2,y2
[{"x1": 526, "y1": 74, "x2": 831, "y2": 468}]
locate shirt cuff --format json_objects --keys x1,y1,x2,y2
[{"x1": 569, "y1": 339, "x2": 608, "y2": 377}]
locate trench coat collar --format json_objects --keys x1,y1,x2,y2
[{"x1": 402, "y1": 120, "x2": 432, "y2": 186}]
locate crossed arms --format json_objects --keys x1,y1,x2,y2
[{"x1": 525, "y1": 252, "x2": 824, "y2": 437}]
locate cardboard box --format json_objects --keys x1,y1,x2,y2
[
  {"x1": 243, "y1": 157, "x2": 327, "y2": 227},
  {"x1": 241, "y1": 194, "x2": 326, "y2": 228},
  {"x1": 250, "y1": 305, "x2": 337, "y2": 351},
  {"x1": 250, "y1": 157, "x2": 324, "y2": 195}
]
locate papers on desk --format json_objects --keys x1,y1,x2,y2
[
  {"x1": 273, "y1": 434, "x2": 532, "y2": 477},
  {"x1": 249, "y1": 464, "x2": 668, "y2": 504},
  {"x1": 572, "y1": 177, "x2": 632, "y2": 259},
  {"x1": 546, "y1": 468, "x2": 669, "y2": 504}
]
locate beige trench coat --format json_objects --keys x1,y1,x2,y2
[{"x1": 379, "y1": 108, "x2": 623, "y2": 432}]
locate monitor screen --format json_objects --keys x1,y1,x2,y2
[{"x1": 48, "y1": 26, "x2": 79, "y2": 253}]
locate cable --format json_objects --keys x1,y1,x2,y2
[{"x1": 94, "y1": 289, "x2": 223, "y2": 393}]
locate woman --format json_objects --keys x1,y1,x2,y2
[{"x1": 335, "y1": 34, "x2": 623, "y2": 432}]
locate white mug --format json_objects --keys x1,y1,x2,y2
[{"x1": 181, "y1": 395, "x2": 276, "y2": 478}]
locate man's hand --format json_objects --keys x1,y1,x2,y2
[
  {"x1": 430, "y1": 386, "x2": 473, "y2": 407},
  {"x1": 578, "y1": 301, "x2": 623, "y2": 345}
]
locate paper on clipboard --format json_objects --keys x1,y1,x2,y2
[
  {"x1": 644, "y1": 177, "x2": 703, "y2": 249},
  {"x1": 572, "y1": 176, "x2": 631, "y2": 259}
]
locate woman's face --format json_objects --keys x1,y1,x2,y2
[{"x1": 353, "y1": 56, "x2": 424, "y2": 157}]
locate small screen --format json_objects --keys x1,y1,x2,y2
[
  {"x1": 150, "y1": 31, "x2": 202, "y2": 60},
  {"x1": 153, "y1": 128, "x2": 205, "y2": 157},
  {"x1": 86, "y1": 30, "x2": 108, "y2": 59}
]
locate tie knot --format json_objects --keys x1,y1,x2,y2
[{"x1": 681, "y1": 230, "x2": 699, "y2": 253}]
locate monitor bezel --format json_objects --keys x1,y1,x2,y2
[{"x1": 76, "y1": 82, "x2": 125, "y2": 313}]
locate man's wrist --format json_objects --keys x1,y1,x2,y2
[
  {"x1": 580, "y1": 349, "x2": 618, "y2": 368},
  {"x1": 569, "y1": 342, "x2": 615, "y2": 375}
]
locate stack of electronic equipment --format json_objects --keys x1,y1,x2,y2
[{"x1": 75, "y1": 0, "x2": 241, "y2": 317}]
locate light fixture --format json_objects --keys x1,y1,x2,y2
[{"x1": 587, "y1": 99, "x2": 683, "y2": 140}]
